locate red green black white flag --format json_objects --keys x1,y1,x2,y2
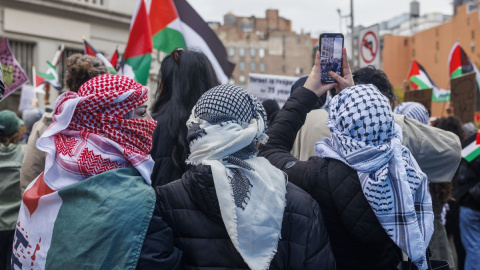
[{"x1": 407, "y1": 60, "x2": 450, "y2": 102}]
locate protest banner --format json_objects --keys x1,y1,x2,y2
[
  {"x1": 403, "y1": 89, "x2": 433, "y2": 112},
  {"x1": 18, "y1": 85, "x2": 35, "y2": 112},
  {"x1": 0, "y1": 37, "x2": 29, "y2": 101},
  {"x1": 248, "y1": 73, "x2": 298, "y2": 108},
  {"x1": 451, "y1": 72, "x2": 477, "y2": 123}
]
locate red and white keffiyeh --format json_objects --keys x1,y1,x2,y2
[{"x1": 36, "y1": 74, "x2": 156, "y2": 189}]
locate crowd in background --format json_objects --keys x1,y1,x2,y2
[{"x1": 0, "y1": 48, "x2": 479, "y2": 270}]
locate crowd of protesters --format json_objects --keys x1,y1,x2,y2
[{"x1": 0, "y1": 47, "x2": 478, "y2": 270}]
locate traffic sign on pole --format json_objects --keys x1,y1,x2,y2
[{"x1": 359, "y1": 24, "x2": 380, "y2": 68}]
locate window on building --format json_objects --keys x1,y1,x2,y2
[
  {"x1": 468, "y1": 18, "x2": 471, "y2": 26},
  {"x1": 297, "y1": 38, "x2": 301, "y2": 45},
  {"x1": 436, "y1": 41, "x2": 439, "y2": 50},
  {"x1": 239, "y1": 61, "x2": 245, "y2": 71},
  {"x1": 259, "y1": 48, "x2": 265, "y2": 58},
  {"x1": 228, "y1": 76, "x2": 235, "y2": 85},
  {"x1": 7, "y1": 39, "x2": 35, "y2": 83},
  {"x1": 282, "y1": 65, "x2": 286, "y2": 73},
  {"x1": 250, "y1": 62, "x2": 256, "y2": 72},
  {"x1": 404, "y1": 39, "x2": 408, "y2": 46},
  {"x1": 239, "y1": 47, "x2": 245, "y2": 57},
  {"x1": 239, "y1": 75, "x2": 246, "y2": 84},
  {"x1": 250, "y1": 48, "x2": 256, "y2": 58},
  {"x1": 436, "y1": 29, "x2": 439, "y2": 37},
  {"x1": 435, "y1": 54, "x2": 438, "y2": 63},
  {"x1": 471, "y1": 43, "x2": 475, "y2": 53},
  {"x1": 58, "y1": 47, "x2": 85, "y2": 86},
  {"x1": 229, "y1": 47, "x2": 235, "y2": 57},
  {"x1": 472, "y1": 30, "x2": 475, "y2": 39},
  {"x1": 412, "y1": 49, "x2": 415, "y2": 58},
  {"x1": 259, "y1": 62, "x2": 265, "y2": 72},
  {"x1": 295, "y1": 67, "x2": 302, "y2": 75}
]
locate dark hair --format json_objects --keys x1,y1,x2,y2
[
  {"x1": 262, "y1": 99, "x2": 280, "y2": 123},
  {"x1": 433, "y1": 116, "x2": 465, "y2": 142},
  {"x1": 65, "y1": 54, "x2": 108, "y2": 92},
  {"x1": 353, "y1": 66, "x2": 396, "y2": 104},
  {"x1": 152, "y1": 50, "x2": 219, "y2": 175},
  {"x1": 291, "y1": 75, "x2": 328, "y2": 109}
]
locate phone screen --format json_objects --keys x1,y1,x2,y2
[{"x1": 319, "y1": 33, "x2": 344, "y2": 84}]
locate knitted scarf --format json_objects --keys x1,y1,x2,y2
[
  {"x1": 186, "y1": 84, "x2": 287, "y2": 270},
  {"x1": 315, "y1": 84, "x2": 434, "y2": 270}
]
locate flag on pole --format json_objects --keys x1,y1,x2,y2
[
  {"x1": 147, "y1": 0, "x2": 235, "y2": 83},
  {"x1": 448, "y1": 42, "x2": 480, "y2": 107},
  {"x1": 110, "y1": 47, "x2": 120, "y2": 71},
  {"x1": 0, "y1": 37, "x2": 29, "y2": 101},
  {"x1": 33, "y1": 61, "x2": 62, "y2": 90},
  {"x1": 82, "y1": 38, "x2": 117, "y2": 74},
  {"x1": 407, "y1": 60, "x2": 450, "y2": 102},
  {"x1": 120, "y1": 0, "x2": 152, "y2": 85}
]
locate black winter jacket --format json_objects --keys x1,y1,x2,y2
[
  {"x1": 453, "y1": 133, "x2": 480, "y2": 211},
  {"x1": 156, "y1": 165, "x2": 336, "y2": 269},
  {"x1": 259, "y1": 87, "x2": 402, "y2": 270},
  {"x1": 150, "y1": 113, "x2": 190, "y2": 188}
]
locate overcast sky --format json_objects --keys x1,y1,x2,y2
[{"x1": 187, "y1": 0, "x2": 454, "y2": 37}]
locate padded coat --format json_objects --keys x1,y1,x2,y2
[
  {"x1": 259, "y1": 87, "x2": 402, "y2": 270},
  {"x1": 156, "y1": 165, "x2": 336, "y2": 269}
]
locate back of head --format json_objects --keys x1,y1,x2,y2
[
  {"x1": 0, "y1": 110, "x2": 24, "y2": 145},
  {"x1": 262, "y1": 99, "x2": 280, "y2": 123},
  {"x1": 393, "y1": 102, "x2": 430, "y2": 125},
  {"x1": 353, "y1": 66, "x2": 396, "y2": 105},
  {"x1": 65, "y1": 54, "x2": 108, "y2": 93},
  {"x1": 433, "y1": 116, "x2": 464, "y2": 142},
  {"x1": 291, "y1": 75, "x2": 328, "y2": 109},
  {"x1": 152, "y1": 49, "x2": 220, "y2": 174}
]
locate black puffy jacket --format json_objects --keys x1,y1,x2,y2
[
  {"x1": 259, "y1": 87, "x2": 402, "y2": 270},
  {"x1": 453, "y1": 133, "x2": 480, "y2": 212},
  {"x1": 156, "y1": 165, "x2": 335, "y2": 269}
]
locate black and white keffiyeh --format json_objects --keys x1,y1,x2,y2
[
  {"x1": 186, "y1": 84, "x2": 287, "y2": 270},
  {"x1": 394, "y1": 101, "x2": 430, "y2": 125},
  {"x1": 315, "y1": 84, "x2": 434, "y2": 270}
]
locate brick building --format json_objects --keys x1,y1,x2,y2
[
  {"x1": 382, "y1": 4, "x2": 480, "y2": 116},
  {"x1": 211, "y1": 9, "x2": 313, "y2": 89}
]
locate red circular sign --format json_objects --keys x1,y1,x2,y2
[{"x1": 360, "y1": 31, "x2": 378, "y2": 64}]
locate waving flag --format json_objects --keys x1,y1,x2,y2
[
  {"x1": 407, "y1": 60, "x2": 450, "y2": 102},
  {"x1": 83, "y1": 38, "x2": 117, "y2": 74},
  {"x1": 147, "y1": 0, "x2": 234, "y2": 83},
  {"x1": 33, "y1": 61, "x2": 62, "y2": 90},
  {"x1": 448, "y1": 42, "x2": 480, "y2": 108},
  {"x1": 0, "y1": 38, "x2": 29, "y2": 101},
  {"x1": 110, "y1": 47, "x2": 120, "y2": 71},
  {"x1": 120, "y1": 0, "x2": 152, "y2": 85}
]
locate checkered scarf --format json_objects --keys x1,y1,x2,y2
[
  {"x1": 315, "y1": 84, "x2": 434, "y2": 270},
  {"x1": 394, "y1": 102, "x2": 430, "y2": 125},
  {"x1": 186, "y1": 84, "x2": 287, "y2": 270},
  {"x1": 37, "y1": 74, "x2": 156, "y2": 187}
]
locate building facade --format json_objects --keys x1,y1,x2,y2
[{"x1": 211, "y1": 9, "x2": 313, "y2": 89}]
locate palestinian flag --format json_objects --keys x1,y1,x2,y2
[
  {"x1": 407, "y1": 60, "x2": 450, "y2": 102},
  {"x1": 83, "y1": 38, "x2": 117, "y2": 74},
  {"x1": 462, "y1": 131, "x2": 480, "y2": 162},
  {"x1": 147, "y1": 0, "x2": 235, "y2": 83},
  {"x1": 110, "y1": 47, "x2": 120, "y2": 71},
  {"x1": 120, "y1": 0, "x2": 152, "y2": 86},
  {"x1": 33, "y1": 61, "x2": 62, "y2": 90},
  {"x1": 12, "y1": 168, "x2": 155, "y2": 269},
  {"x1": 448, "y1": 42, "x2": 480, "y2": 109}
]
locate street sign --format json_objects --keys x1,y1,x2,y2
[{"x1": 358, "y1": 24, "x2": 380, "y2": 68}]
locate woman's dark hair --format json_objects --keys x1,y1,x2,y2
[
  {"x1": 433, "y1": 116, "x2": 465, "y2": 142},
  {"x1": 152, "y1": 50, "x2": 219, "y2": 174},
  {"x1": 353, "y1": 66, "x2": 397, "y2": 104},
  {"x1": 65, "y1": 54, "x2": 108, "y2": 92}
]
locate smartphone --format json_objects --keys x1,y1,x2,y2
[{"x1": 319, "y1": 33, "x2": 344, "y2": 84}]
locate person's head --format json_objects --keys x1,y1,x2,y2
[
  {"x1": 433, "y1": 116, "x2": 464, "y2": 142},
  {"x1": 291, "y1": 75, "x2": 328, "y2": 109},
  {"x1": 151, "y1": 49, "x2": 220, "y2": 175},
  {"x1": 65, "y1": 53, "x2": 108, "y2": 93},
  {"x1": 0, "y1": 110, "x2": 25, "y2": 146},
  {"x1": 262, "y1": 99, "x2": 280, "y2": 125},
  {"x1": 22, "y1": 108, "x2": 43, "y2": 134},
  {"x1": 186, "y1": 84, "x2": 267, "y2": 164},
  {"x1": 152, "y1": 49, "x2": 219, "y2": 114},
  {"x1": 352, "y1": 66, "x2": 396, "y2": 106},
  {"x1": 393, "y1": 102, "x2": 430, "y2": 125}
]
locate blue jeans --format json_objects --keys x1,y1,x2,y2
[{"x1": 460, "y1": 206, "x2": 480, "y2": 270}]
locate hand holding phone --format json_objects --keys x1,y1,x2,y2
[{"x1": 319, "y1": 33, "x2": 344, "y2": 84}]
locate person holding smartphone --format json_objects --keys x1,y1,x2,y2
[{"x1": 260, "y1": 46, "x2": 434, "y2": 269}]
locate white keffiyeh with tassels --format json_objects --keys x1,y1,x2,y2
[
  {"x1": 186, "y1": 84, "x2": 287, "y2": 270},
  {"x1": 315, "y1": 84, "x2": 434, "y2": 270}
]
